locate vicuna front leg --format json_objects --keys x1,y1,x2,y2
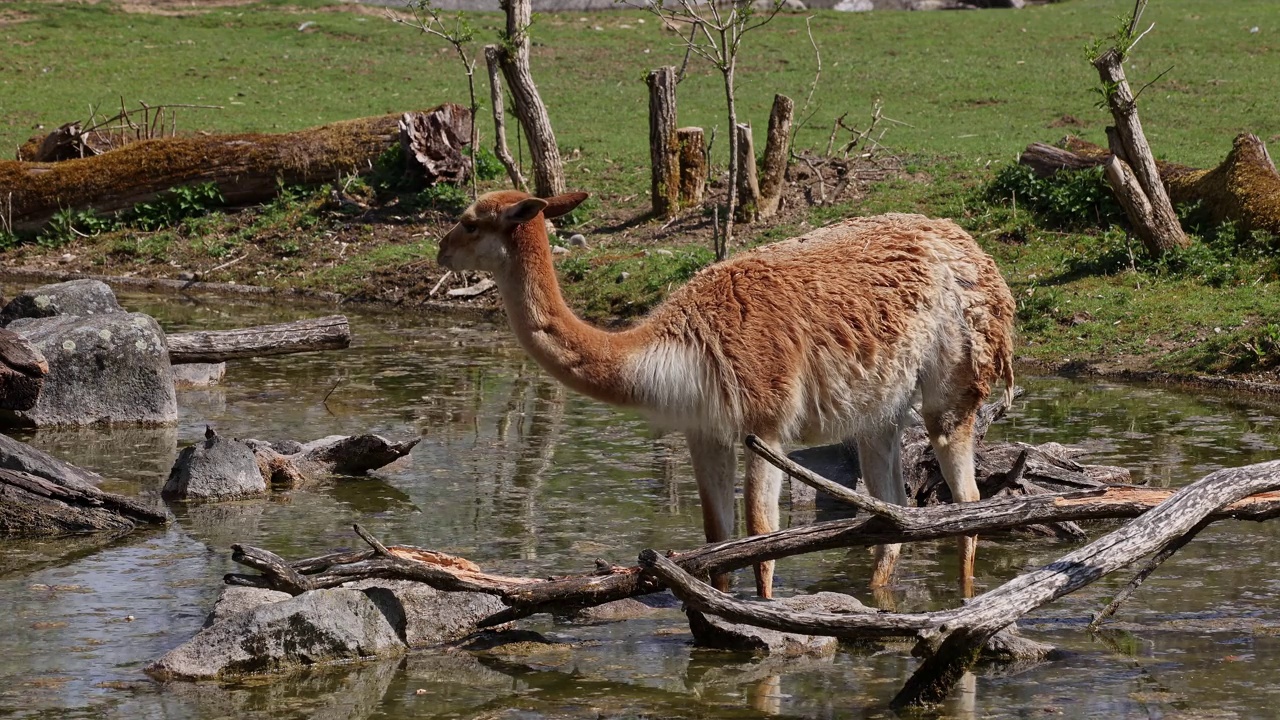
[
  {"x1": 858, "y1": 424, "x2": 908, "y2": 588},
  {"x1": 922, "y1": 396, "x2": 983, "y2": 597},
  {"x1": 744, "y1": 435, "x2": 784, "y2": 599},
  {"x1": 686, "y1": 432, "x2": 736, "y2": 592}
]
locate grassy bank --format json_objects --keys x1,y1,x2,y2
[{"x1": 3, "y1": 0, "x2": 1280, "y2": 379}]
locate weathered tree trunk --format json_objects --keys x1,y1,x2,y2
[
  {"x1": 495, "y1": 0, "x2": 565, "y2": 198},
  {"x1": 0, "y1": 328, "x2": 47, "y2": 411},
  {"x1": 734, "y1": 123, "x2": 760, "y2": 223},
  {"x1": 484, "y1": 45, "x2": 529, "y2": 192},
  {"x1": 2, "y1": 110, "x2": 456, "y2": 233},
  {"x1": 165, "y1": 316, "x2": 351, "y2": 364},
  {"x1": 1092, "y1": 47, "x2": 1189, "y2": 255},
  {"x1": 676, "y1": 127, "x2": 707, "y2": 207},
  {"x1": 1019, "y1": 134, "x2": 1280, "y2": 237},
  {"x1": 647, "y1": 67, "x2": 681, "y2": 219},
  {"x1": 757, "y1": 94, "x2": 794, "y2": 219}
]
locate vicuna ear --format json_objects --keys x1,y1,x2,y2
[
  {"x1": 542, "y1": 192, "x2": 589, "y2": 220},
  {"x1": 504, "y1": 197, "x2": 549, "y2": 224}
]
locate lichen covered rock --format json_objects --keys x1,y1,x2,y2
[{"x1": 0, "y1": 279, "x2": 123, "y2": 326}]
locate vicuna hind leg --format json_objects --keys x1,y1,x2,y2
[
  {"x1": 921, "y1": 384, "x2": 984, "y2": 597},
  {"x1": 686, "y1": 432, "x2": 737, "y2": 592},
  {"x1": 744, "y1": 435, "x2": 784, "y2": 598},
  {"x1": 858, "y1": 422, "x2": 908, "y2": 588}
]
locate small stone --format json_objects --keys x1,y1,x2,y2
[
  {"x1": 59, "y1": 253, "x2": 75, "y2": 264},
  {"x1": 124, "y1": 615, "x2": 135, "y2": 622},
  {"x1": 653, "y1": 248, "x2": 674, "y2": 257},
  {"x1": 551, "y1": 245, "x2": 570, "y2": 255},
  {"x1": 616, "y1": 272, "x2": 631, "y2": 283},
  {"x1": 568, "y1": 233, "x2": 588, "y2": 248},
  {"x1": 415, "y1": 688, "x2": 428, "y2": 695}
]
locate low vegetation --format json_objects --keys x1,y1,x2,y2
[{"x1": 3, "y1": 0, "x2": 1280, "y2": 378}]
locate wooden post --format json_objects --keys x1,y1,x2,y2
[
  {"x1": 484, "y1": 45, "x2": 529, "y2": 192},
  {"x1": 758, "y1": 94, "x2": 794, "y2": 219},
  {"x1": 496, "y1": 0, "x2": 566, "y2": 198},
  {"x1": 676, "y1": 127, "x2": 706, "y2": 207},
  {"x1": 734, "y1": 123, "x2": 760, "y2": 223},
  {"x1": 1092, "y1": 46, "x2": 1188, "y2": 255},
  {"x1": 647, "y1": 67, "x2": 680, "y2": 219}
]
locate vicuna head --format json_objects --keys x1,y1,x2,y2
[{"x1": 437, "y1": 190, "x2": 589, "y2": 275}]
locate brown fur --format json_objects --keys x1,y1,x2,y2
[{"x1": 438, "y1": 191, "x2": 1016, "y2": 597}]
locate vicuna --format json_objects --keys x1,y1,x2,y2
[{"x1": 438, "y1": 190, "x2": 1015, "y2": 598}]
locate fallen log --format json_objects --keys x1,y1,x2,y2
[
  {"x1": 1018, "y1": 133, "x2": 1280, "y2": 236},
  {"x1": 225, "y1": 474, "x2": 1280, "y2": 622},
  {"x1": 2, "y1": 105, "x2": 468, "y2": 233},
  {"x1": 0, "y1": 327, "x2": 47, "y2": 411},
  {"x1": 165, "y1": 315, "x2": 350, "y2": 364}
]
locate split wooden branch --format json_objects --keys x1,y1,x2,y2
[{"x1": 484, "y1": 45, "x2": 529, "y2": 192}]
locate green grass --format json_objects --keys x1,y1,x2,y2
[{"x1": 5, "y1": 0, "x2": 1280, "y2": 378}]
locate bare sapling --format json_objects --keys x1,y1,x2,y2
[
  {"x1": 629, "y1": 0, "x2": 787, "y2": 258},
  {"x1": 484, "y1": 46, "x2": 529, "y2": 192},
  {"x1": 1090, "y1": 0, "x2": 1188, "y2": 256},
  {"x1": 394, "y1": 1, "x2": 482, "y2": 199}
]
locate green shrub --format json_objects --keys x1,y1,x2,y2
[
  {"x1": 127, "y1": 182, "x2": 223, "y2": 231},
  {"x1": 984, "y1": 164, "x2": 1122, "y2": 230},
  {"x1": 467, "y1": 146, "x2": 504, "y2": 182},
  {"x1": 417, "y1": 183, "x2": 469, "y2": 214}
]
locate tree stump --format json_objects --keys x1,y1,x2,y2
[
  {"x1": 734, "y1": 123, "x2": 760, "y2": 223},
  {"x1": 758, "y1": 94, "x2": 794, "y2": 219},
  {"x1": 647, "y1": 67, "x2": 681, "y2": 219},
  {"x1": 677, "y1": 127, "x2": 707, "y2": 207}
]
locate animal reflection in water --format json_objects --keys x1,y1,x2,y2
[{"x1": 438, "y1": 190, "x2": 1015, "y2": 598}]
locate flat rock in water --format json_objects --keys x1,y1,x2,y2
[
  {"x1": 202, "y1": 586, "x2": 292, "y2": 628},
  {"x1": 2, "y1": 312, "x2": 176, "y2": 427},
  {"x1": 0, "y1": 279, "x2": 124, "y2": 326},
  {"x1": 343, "y1": 579, "x2": 508, "y2": 647},
  {"x1": 688, "y1": 591, "x2": 872, "y2": 657},
  {"x1": 147, "y1": 588, "x2": 407, "y2": 680},
  {"x1": 172, "y1": 362, "x2": 226, "y2": 389},
  {"x1": 163, "y1": 433, "x2": 266, "y2": 502},
  {"x1": 559, "y1": 597, "x2": 662, "y2": 623}
]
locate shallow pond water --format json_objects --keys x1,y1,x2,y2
[{"x1": 2, "y1": 290, "x2": 1280, "y2": 719}]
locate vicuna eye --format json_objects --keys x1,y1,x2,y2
[{"x1": 462, "y1": 222, "x2": 477, "y2": 233}]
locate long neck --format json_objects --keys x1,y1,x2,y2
[{"x1": 497, "y1": 224, "x2": 643, "y2": 406}]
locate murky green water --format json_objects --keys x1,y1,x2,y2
[{"x1": 2, "y1": 290, "x2": 1280, "y2": 719}]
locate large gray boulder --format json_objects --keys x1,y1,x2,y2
[
  {"x1": 343, "y1": 579, "x2": 507, "y2": 647},
  {"x1": 147, "y1": 588, "x2": 408, "y2": 679},
  {"x1": 163, "y1": 430, "x2": 266, "y2": 502},
  {"x1": 688, "y1": 592, "x2": 872, "y2": 657},
  {"x1": 2, "y1": 312, "x2": 176, "y2": 427},
  {"x1": 0, "y1": 279, "x2": 123, "y2": 326}
]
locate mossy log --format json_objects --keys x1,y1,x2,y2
[
  {"x1": 2, "y1": 106, "x2": 463, "y2": 233},
  {"x1": 1019, "y1": 133, "x2": 1280, "y2": 236}
]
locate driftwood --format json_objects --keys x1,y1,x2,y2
[
  {"x1": 0, "y1": 433, "x2": 168, "y2": 535},
  {"x1": 647, "y1": 66, "x2": 681, "y2": 219},
  {"x1": 1019, "y1": 134, "x2": 1280, "y2": 238},
  {"x1": 0, "y1": 327, "x2": 47, "y2": 411},
  {"x1": 244, "y1": 434, "x2": 420, "y2": 488},
  {"x1": 165, "y1": 315, "x2": 350, "y2": 364},
  {"x1": 225, "y1": 459, "x2": 1280, "y2": 707},
  {"x1": 3, "y1": 107, "x2": 456, "y2": 233},
  {"x1": 757, "y1": 94, "x2": 794, "y2": 219}
]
